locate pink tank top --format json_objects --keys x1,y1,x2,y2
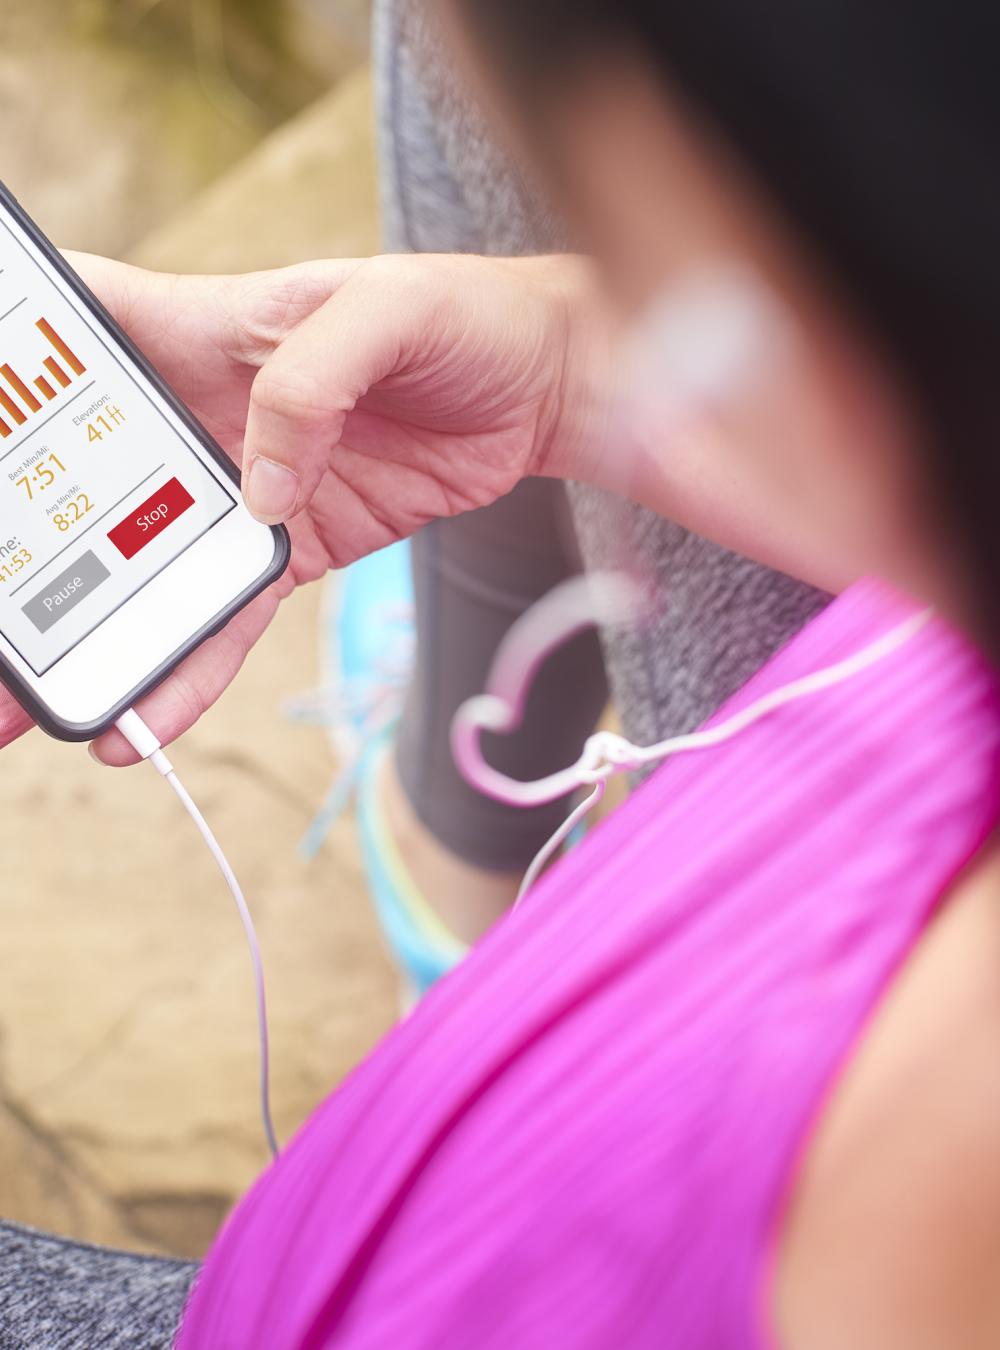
[{"x1": 178, "y1": 578, "x2": 1000, "y2": 1348}]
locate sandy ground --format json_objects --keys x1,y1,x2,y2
[{"x1": 1, "y1": 5, "x2": 396, "y2": 1258}]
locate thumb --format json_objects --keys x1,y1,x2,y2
[{"x1": 241, "y1": 256, "x2": 433, "y2": 524}]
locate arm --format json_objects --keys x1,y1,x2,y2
[{"x1": 0, "y1": 249, "x2": 847, "y2": 760}]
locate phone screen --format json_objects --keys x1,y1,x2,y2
[{"x1": 0, "y1": 209, "x2": 237, "y2": 678}]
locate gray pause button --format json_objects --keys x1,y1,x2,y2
[{"x1": 22, "y1": 551, "x2": 112, "y2": 634}]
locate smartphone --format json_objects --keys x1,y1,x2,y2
[{"x1": 0, "y1": 183, "x2": 289, "y2": 740}]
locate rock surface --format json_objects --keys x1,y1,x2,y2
[
  {"x1": 132, "y1": 67, "x2": 380, "y2": 273},
  {"x1": 1, "y1": 6, "x2": 394, "y2": 1259},
  {"x1": 2, "y1": 0, "x2": 275, "y2": 257},
  {"x1": 3, "y1": 578, "x2": 398, "y2": 1257}
]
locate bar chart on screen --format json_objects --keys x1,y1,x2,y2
[{"x1": 0, "y1": 316, "x2": 87, "y2": 439}]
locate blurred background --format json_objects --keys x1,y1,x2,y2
[{"x1": 0, "y1": 0, "x2": 398, "y2": 1259}]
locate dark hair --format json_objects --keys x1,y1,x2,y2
[{"x1": 460, "y1": 0, "x2": 1000, "y2": 642}]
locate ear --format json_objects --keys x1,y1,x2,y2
[{"x1": 621, "y1": 264, "x2": 794, "y2": 418}]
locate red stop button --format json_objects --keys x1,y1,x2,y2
[{"x1": 108, "y1": 477, "x2": 195, "y2": 560}]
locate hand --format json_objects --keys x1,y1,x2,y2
[{"x1": 0, "y1": 251, "x2": 595, "y2": 761}]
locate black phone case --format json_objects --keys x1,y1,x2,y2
[{"x1": 0, "y1": 180, "x2": 291, "y2": 742}]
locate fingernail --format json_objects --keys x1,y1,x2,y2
[
  {"x1": 88, "y1": 742, "x2": 107, "y2": 765},
  {"x1": 244, "y1": 456, "x2": 299, "y2": 523}
]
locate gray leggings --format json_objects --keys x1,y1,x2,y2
[
  {"x1": 397, "y1": 482, "x2": 609, "y2": 871},
  {"x1": 0, "y1": 1223, "x2": 194, "y2": 1348}
]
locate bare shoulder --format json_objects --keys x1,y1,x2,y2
[{"x1": 775, "y1": 845, "x2": 1000, "y2": 1350}]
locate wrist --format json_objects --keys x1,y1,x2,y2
[{"x1": 519, "y1": 254, "x2": 618, "y2": 486}]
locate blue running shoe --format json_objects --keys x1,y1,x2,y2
[{"x1": 289, "y1": 542, "x2": 467, "y2": 1002}]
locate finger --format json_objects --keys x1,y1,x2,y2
[
  {"x1": 0, "y1": 685, "x2": 35, "y2": 749},
  {"x1": 88, "y1": 585, "x2": 282, "y2": 766},
  {"x1": 63, "y1": 251, "x2": 174, "y2": 334},
  {"x1": 217, "y1": 258, "x2": 366, "y2": 368},
  {"x1": 242, "y1": 257, "x2": 437, "y2": 524},
  {"x1": 65, "y1": 252, "x2": 362, "y2": 375}
]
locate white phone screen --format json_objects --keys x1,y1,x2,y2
[{"x1": 0, "y1": 211, "x2": 237, "y2": 678}]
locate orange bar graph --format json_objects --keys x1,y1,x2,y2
[
  {"x1": 44, "y1": 356, "x2": 70, "y2": 389},
  {"x1": 1, "y1": 364, "x2": 42, "y2": 413},
  {"x1": 0, "y1": 386, "x2": 26, "y2": 426},
  {"x1": 0, "y1": 317, "x2": 88, "y2": 440},
  {"x1": 36, "y1": 318, "x2": 85, "y2": 377}
]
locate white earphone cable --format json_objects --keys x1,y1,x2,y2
[
  {"x1": 112, "y1": 709, "x2": 279, "y2": 1159},
  {"x1": 515, "y1": 781, "x2": 605, "y2": 905}
]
